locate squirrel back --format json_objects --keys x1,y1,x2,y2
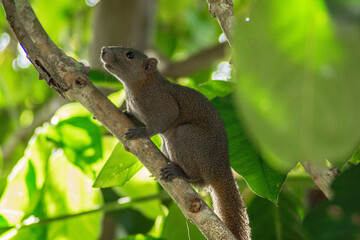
[{"x1": 101, "y1": 46, "x2": 251, "y2": 239}]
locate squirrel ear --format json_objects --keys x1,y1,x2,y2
[{"x1": 145, "y1": 58, "x2": 158, "y2": 71}]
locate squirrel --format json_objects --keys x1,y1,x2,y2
[{"x1": 101, "y1": 46, "x2": 250, "y2": 240}]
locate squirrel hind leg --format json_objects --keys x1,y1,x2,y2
[{"x1": 160, "y1": 162, "x2": 201, "y2": 183}]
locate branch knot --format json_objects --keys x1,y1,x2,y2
[{"x1": 188, "y1": 197, "x2": 202, "y2": 213}]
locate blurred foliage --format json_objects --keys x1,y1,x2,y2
[
  {"x1": 248, "y1": 190, "x2": 311, "y2": 240},
  {"x1": 89, "y1": 69, "x2": 122, "y2": 89},
  {"x1": 0, "y1": 0, "x2": 359, "y2": 239},
  {"x1": 303, "y1": 164, "x2": 360, "y2": 240},
  {"x1": 0, "y1": 0, "x2": 92, "y2": 173},
  {"x1": 233, "y1": 0, "x2": 360, "y2": 170},
  {"x1": 156, "y1": 0, "x2": 221, "y2": 59}
]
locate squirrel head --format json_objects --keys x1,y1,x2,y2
[{"x1": 101, "y1": 46, "x2": 158, "y2": 84}]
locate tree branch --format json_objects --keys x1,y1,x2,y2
[
  {"x1": 301, "y1": 161, "x2": 338, "y2": 199},
  {"x1": 1, "y1": 1, "x2": 236, "y2": 239},
  {"x1": 205, "y1": 0, "x2": 235, "y2": 47},
  {"x1": 161, "y1": 42, "x2": 228, "y2": 79}
]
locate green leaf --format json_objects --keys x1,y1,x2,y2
[
  {"x1": 248, "y1": 191, "x2": 310, "y2": 240},
  {"x1": 0, "y1": 132, "x2": 51, "y2": 226},
  {"x1": 107, "y1": 89, "x2": 126, "y2": 107},
  {"x1": 0, "y1": 215, "x2": 8, "y2": 228},
  {"x1": 181, "y1": 79, "x2": 234, "y2": 100},
  {"x1": 53, "y1": 102, "x2": 92, "y2": 121},
  {"x1": 93, "y1": 142, "x2": 143, "y2": 188},
  {"x1": 212, "y1": 96, "x2": 288, "y2": 203},
  {"x1": 89, "y1": 69, "x2": 122, "y2": 89},
  {"x1": 47, "y1": 116, "x2": 103, "y2": 180},
  {"x1": 10, "y1": 225, "x2": 46, "y2": 240},
  {"x1": 0, "y1": 125, "x2": 103, "y2": 240},
  {"x1": 44, "y1": 152, "x2": 103, "y2": 240},
  {"x1": 303, "y1": 164, "x2": 360, "y2": 240},
  {"x1": 111, "y1": 208, "x2": 155, "y2": 236},
  {"x1": 115, "y1": 170, "x2": 163, "y2": 220},
  {"x1": 118, "y1": 234, "x2": 164, "y2": 240},
  {"x1": 150, "y1": 135, "x2": 162, "y2": 149},
  {"x1": 233, "y1": 0, "x2": 360, "y2": 169},
  {"x1": 161, "y1": 203, "x2": 205, "y2": 240},
  {"x1": 348, "y1": 146, "x2": 360, "y2": 165},
  {"x1": 195, "y1": 80, "x2": 234, "y2": 100}
]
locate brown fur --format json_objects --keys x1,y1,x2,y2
[{"x1": 101, "y1": 46, "x2": 251, "y2": 239}]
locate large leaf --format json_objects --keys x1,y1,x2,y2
[
  {"x1": 0, "y1": 133, "x2": 51, "y2": 226},
  {"x1": 303, "y1": 164, "x2": 360, "y2": 240},
  {"x1": 0, "y1": 124, "x2": 103, "y2": 239},
  {"x1": 248, "y1": 191, "x2": 310, "y2": 240},
  {"x1": 46, "y1": 114, "x2": 103, "y2": 180},
  {"x1": 93, "y1": 131, "x2": 163, "y2": 189},
  {"x1": 233, "y1": 0, "x2": 360, "y2": 169},
  {"x1": 44, "y1": 152, "x2": 103, "y2": 240},
  {"x1": 212, "y1": 96, "x2": 288, "y2": 203},
  {"x1": 93, "y1": 142, "x2": 143, "y2": 188}
]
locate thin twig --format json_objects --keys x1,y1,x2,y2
[{"x1": 0, "y1": 194, "x2": 168, "y2": 232}]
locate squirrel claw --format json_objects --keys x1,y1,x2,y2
[
  {"x1": 160, "y1": 164, "x2": 176, "y2": 182},
  {"x1": 125, "y1": 128, "x2": 147, "y2": 140},
  {"x1": 160, "y1": 162, "x2": 196, "y2": 182}
]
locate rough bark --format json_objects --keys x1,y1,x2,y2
[{"x1": 1, "y1": 0, "x2": 237, "y2": 239}]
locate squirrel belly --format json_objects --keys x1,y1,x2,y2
[{"x1": 101, "y1": 46, "x2": 251, "y2": 239}]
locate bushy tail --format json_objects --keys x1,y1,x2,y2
[{"x1": 210, "y1": 176, "x2": 251, "y2": 240}]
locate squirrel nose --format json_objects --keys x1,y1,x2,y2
[{"x1": 101, "y1": 47, "x2": 108, "y2": 56}]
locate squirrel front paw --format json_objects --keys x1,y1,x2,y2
[
  {"x1": 160, "y1": 164, "x2": 179, "y2": 182},
  {"x1": 160, "y1": 162, "x2": 200, "y2": 183},
  {"x1": 125, "y1": 128, "x2": 148, "y2": 140}
]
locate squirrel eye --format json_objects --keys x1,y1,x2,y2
[{"x1": 126, "y1": 51, "x2": 134, "y2": 59}]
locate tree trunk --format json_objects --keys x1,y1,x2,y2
[{"x1": 89, "y1": 0, "x2": 157, "y2": 70}]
